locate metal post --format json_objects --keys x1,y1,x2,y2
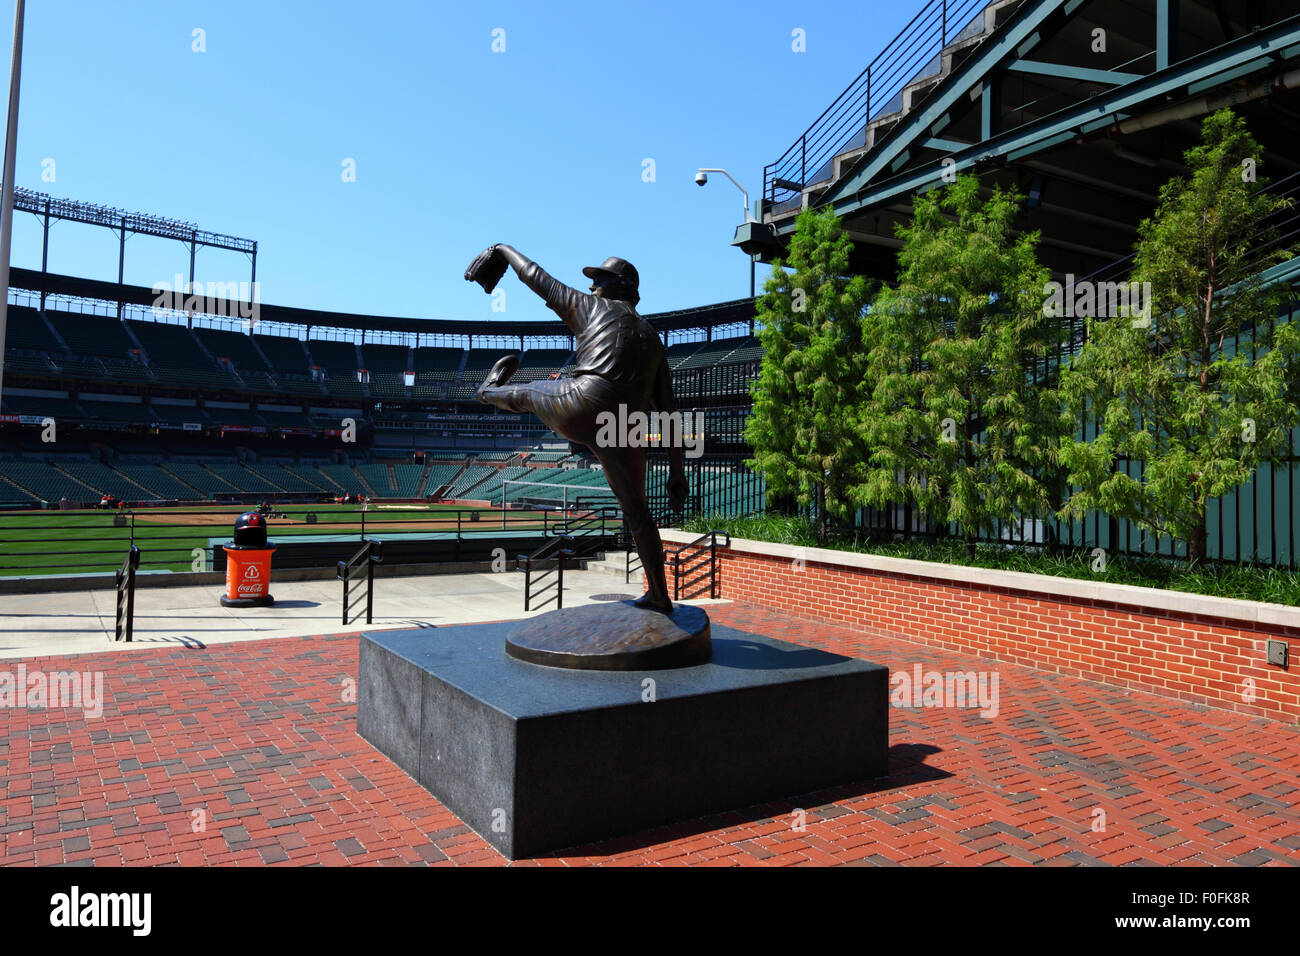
[
  {"x1": 124, "y1": 551, "x2": 137, "y2": 642},
  {"x1": 556, "y1": 550, "x2": 564, "y2": 610},
  {"x1": 38, "y1": 195, "x2": 47, "y2": 309},
  {"x1": 942, "y1": 0, "x2": 947, "y2": 45},
  {"x1": 340, "y1": 568, "x2": 348, "y2": 625},
  {"x1": 117, "y1": 216, "x2": 126, "y2": 320},
  {"x1": 866, "y1": 65, "x2": 871, "y2": 127},
  {"x1": 365, "y1": 542, "x2": 374, "y2": 625},
  {"x1": 710, "y1": 533, "x2": 717, "y2": 599},
  {"x1": 0, "y1": 0, "x2": 24, "y2": 402},
  {"x1": 249, "y1": 241, "x2": 257, "y2": 334}
]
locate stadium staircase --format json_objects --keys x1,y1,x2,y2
[
  {"x1": 54, "y1": 461, "x2": 155, "y2": 500},
  {"x1": 353, "y1": 466, "x2": 377, "y2": 496},
  {"x1": 38, "y1": 312, "x2": 70, "y2": 352},
  {"x1": 413, "y1": 459, "x2": 433, "y2": 497},
  {"x1": 765, "y1": 0, "x2": 1011, "y2": 216},
  {"x1": 584, "y1": 550, "x2": 641, "y2": 582}
]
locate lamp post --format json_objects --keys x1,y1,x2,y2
[
  {"x1": 0, "y1": 0, "x2": 26, "y2": 403},
  {"x1": 695, "y1": 167, "x2": 758, "y2": 298}
]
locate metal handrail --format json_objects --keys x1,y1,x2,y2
[
  {"x1": 337, "y1": 539, "x2": 382, "y2": 626},
  {"x1": 113, "y1": 545, "x2": 140, "y2": 642},
  {"x1": 764, "y1": 0, "x2": 989, "y2": 204},
  {"x1": 519, "y1": 533, "x2": 574, "y2": 612},
  {"x1": 663, "y1": 530, "x2": 730, "y2": 600},
  {"x1": 0, "y1": 505, "x2": 570, "y2": 577}
]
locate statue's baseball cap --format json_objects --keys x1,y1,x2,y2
[{"x1": 582, "y1": 257, "x2": 639, "y2": 294}]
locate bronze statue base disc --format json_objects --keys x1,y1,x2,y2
[{"x1": 506, "y1": 601, "x2": 711, "y2": 671}]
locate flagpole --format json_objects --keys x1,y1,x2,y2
[{"x1": 0, "y1": 0, "x2": 26, "y2": 403}]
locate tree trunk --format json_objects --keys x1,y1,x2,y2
[{"x1": 1188, "y1": 509, "x2": 1206, "y2": 567}]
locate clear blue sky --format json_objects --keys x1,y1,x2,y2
[{"x1": 3, "y1": 0, "x2": 917, "y2": 325}]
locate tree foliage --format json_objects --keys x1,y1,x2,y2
[
  {"x1": 852, "y1": 175, "x2": 1063, "y2": 547},
  {"x1": 1058, "y1": 108, "x2": 1300, "y2": 564},
  {"x1": 744, "y1": 208, "x2": 873, "y2": 535}
]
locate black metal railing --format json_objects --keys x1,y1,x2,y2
[
  {"x1": 0, "y1": 504, "x2": 587, "y2": 578},
  {"x1": 114, "y1": 545, "x2": 139, "y2": 643},
  {"x1": 516, "y1": 507, "x2": 625, "y2": 610},
  {"x1": 764, "y1": 0, "x2": 989, "y2": 208},
  {"x1": 518, "y1": 534, "x2": 573, "y2": 612},
  {"x1": 665, "y1": 530, "x2": 730, "y2": 601},
  {"x1": 623, "y1": 527, "x2": 643, "y2": 584},
  {"x1": 337, "y1": 539, "x2": 382, "y2": 626}
]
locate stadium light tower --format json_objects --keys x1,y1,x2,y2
[
  {"x1": 0, "y1": 0, "x2": 25, "y2": 402},
  {"x1": 695, "y1": 167, "x2": 758, "y2": 297}
]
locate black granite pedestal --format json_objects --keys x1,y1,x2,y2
[{"x1": 357, "y1": 619, "x2": 889, "y2": 859}]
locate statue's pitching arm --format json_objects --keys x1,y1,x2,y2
[{"x1": 491, "y1": 244, "x2": 589, "y2": 335}]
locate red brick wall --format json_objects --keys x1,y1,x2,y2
[{"x1": 704, "y1": 546, "x2": 1300, "y2": 724}]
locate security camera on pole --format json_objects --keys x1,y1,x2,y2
[{"x1": 694, "y1": 167, "x2": 758, "y2": 297}]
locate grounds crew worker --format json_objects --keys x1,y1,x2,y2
[{"x1": 467, "y1": 245, "x2": 689, "y2": 614}]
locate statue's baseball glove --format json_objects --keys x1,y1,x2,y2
[{"x1": 464, "y1": 244, "x2": 508, "y2": 293}]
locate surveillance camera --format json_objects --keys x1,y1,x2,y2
[{"x1": 694, "y1": 171, "x2": 708, "y2": 186}]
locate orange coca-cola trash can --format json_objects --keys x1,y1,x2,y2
[{"x1": 220, "y1": 511, "x2": 276, "y2": 607}]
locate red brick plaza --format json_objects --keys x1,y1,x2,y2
[{"x1": 1, "y1": 602, "x2": 1297, "y2": 867}]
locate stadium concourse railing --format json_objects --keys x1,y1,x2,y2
[{"x1": 0, "y1": 504, "x2": 624, "y2": 578}]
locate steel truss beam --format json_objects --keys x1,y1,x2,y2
[{"x1": 779, "y1": 15, "x2": 1300, "y2": 234}]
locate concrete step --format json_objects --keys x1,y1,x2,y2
[{"x1": 584, "y1": 551, "x2": 642, "y2": 581}]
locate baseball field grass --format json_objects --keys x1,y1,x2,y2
[{"x1": 0, "y1": 503, "x2": 557, "y2": 576}]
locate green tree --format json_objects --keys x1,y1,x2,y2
[
  {"x1": 1058, "y1": 108, "x2": 1300, "y2": 565},
  {"x1": 744, "y1": 208, "x2": 873, "y2": 537},
  {"x1": 852, "y1": 175, "x2": 1063, "y2": 552}
]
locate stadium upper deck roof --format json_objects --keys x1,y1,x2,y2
[
  {"x1": 746, "y1": 0, "x2": 1300, "y2": 281},
  {"x1": 9, "y1": 267, "x2": 754, "y2": 340}
]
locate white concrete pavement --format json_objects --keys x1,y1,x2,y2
[{"x1": 0, "y1": 568, "x2": 724, "y2": 661}]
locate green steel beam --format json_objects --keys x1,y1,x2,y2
[
  {"x1": 922, "y1": 137, "x2": 971, "y2": 153},
  {"x1": 808, "y1": 0, "x2": 1069, "y2": 211},
  {"x1": 1004, "y1": 59, "x2": 1143, "y2": 85},
  {"x1": 775, "y1": 16, "x2": 1300, "y2": 235},
  {"x1": 1187, "y1": 57, "x2": 1273, "y2": 94},
  {"x1": 804, "y1": 0, "x2": 1086, "y2": 213},
  {"x1": 1156, "y1": 0, "x2": 1180, "y2": 71},
  {"x1": 981, "y1": 78, "x2": 1000, "y2": 140}
]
